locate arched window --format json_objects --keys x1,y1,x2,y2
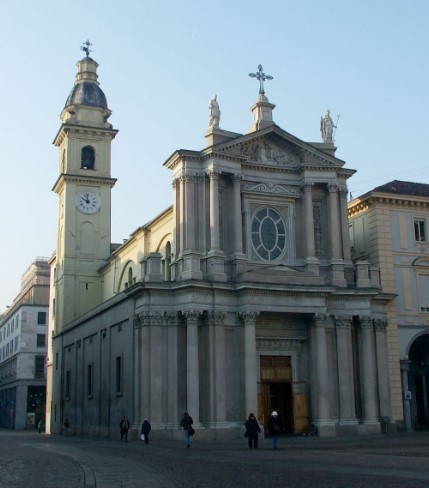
[{"x1": 81, "y1": 146, "x2": 95, "y2": 169}]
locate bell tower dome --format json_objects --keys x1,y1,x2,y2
[{"x1": 52, "y1": 42, "x2": 118, "y2": 331}]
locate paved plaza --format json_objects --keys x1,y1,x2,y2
[{"x1": 1, "y1": 429, "x2": 429, "y2": 487}]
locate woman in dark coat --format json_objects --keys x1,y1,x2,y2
[
  {"x1": 245, "y1": 413, "x2": 261, "y2": 449},
  {"x1": 141, "y1": 419, "x2": 152, "y2": 444}
]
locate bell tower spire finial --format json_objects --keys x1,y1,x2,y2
[{"x1": 80, "y1": 39, "x2": 92, "y2": 58}]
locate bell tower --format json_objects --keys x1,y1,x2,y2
[{"x1": 52, "y1": 42, "x2": 118, "y2": 331}]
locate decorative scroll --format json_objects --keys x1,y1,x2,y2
[{"x1": 243, "y1": 182, "x2": 300, "y2": 196}]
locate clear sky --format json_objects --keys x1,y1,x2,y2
[{"x1": 1, "y1": 0, "x2": 428, "y2": 312}]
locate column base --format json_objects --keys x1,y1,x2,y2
[
  {"x1": 180, "y1": 252, "x2": 203, "y2": 280},
  {"x1": 304, "y1": 257, "x2": 319, "y2": 274},
  {"x1": 330, "y1": 259, "x2": 346, "y2": 287},
  {"x1": 206, "y1": 251, "x2": 227, "y2": 282}
]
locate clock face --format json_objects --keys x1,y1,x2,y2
[{"x1": 75, "y1": 191, "x2": 101, "y2": 214}]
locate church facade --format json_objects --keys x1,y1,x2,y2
[{"x1": 46, "y1": 52, "x2": 396, "y2": 439}]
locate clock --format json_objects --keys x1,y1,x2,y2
[{"x1": 75, "y1": 191, "x2": 101, "y2": 214}]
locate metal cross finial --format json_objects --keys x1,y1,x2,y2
[
  {"x1": 249, "y1": 64, "x2": 273, "y2": 95},
  {"x1": 80, "y1": 40, "x2": 92, "y2": 57}
]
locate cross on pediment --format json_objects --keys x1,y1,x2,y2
[{"x1": 249, "y1": 64, "x2": 273, "y2": 95}]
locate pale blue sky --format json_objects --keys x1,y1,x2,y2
[{"x1": 1, "y1": 0, "x2": 428, "y2": 311}]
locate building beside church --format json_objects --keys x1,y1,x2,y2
[
  {"x1": 46, "y1": 51, "x2": 398, "y2": 439},
  {"x1": 0, "y1": 257, "x2": 49, "y2": 430},
  {"x1": 349, "y1": 180, "x2": 429, "y2": 431}
]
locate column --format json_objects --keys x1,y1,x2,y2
[
  {"x1": 374, "y1": 319, "x2": 392, "y2": 420},
  {"x1": 242, "y1": 312, "x2": 258, "y2": 416},
  {"x1": 232, "y1": 175, "x2": 243, "y2": 254},
  {"x1": 171, "y1": 179, "x2": 180, "y2": 280},
  {"x1": 166, "y1": 313, "x2": 179, "y2": 427},
  {"x1": 208, "y1": 311, "x2": 226, "y2": 425},
  {"x1": 302, "y1": 182, "x2": 315, "y2": 259},
  {"x1": 327, "y1": 183, "x2": 341, "y2": 259},
  {"x1": 184, "y1": 174, "x2": 196, "y2": 251},
  {"x1": 149, "y1": 317, "x2": 163, "y2": 424},
  {"x1": 179, "y1": 175, "x2": 185, "y2": 254},
  {"x1": 339, "y1": 188, "x2": 352, "y2": 262},
  {"x1": 311, "y1": 314, "x2": 331, "y2": 429},
  {"x1": 209, "y1": 170, "x2": 220, "y2": 251},
  {"x1": 359, "y1": 316, "x2": 379, "y2": 424},
  {"x1": 184, "y1": 310, "x2": 201, "y2": 425},
  {"x1": 334, "y1": 315, "x2": 357, "y2": 424}
]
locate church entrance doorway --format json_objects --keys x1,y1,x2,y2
[
  {"x1": 257, "y1": 355, "x2": 309, "y2": 435},
  {"x1": 409, "y1": 334, "x2": 429, "y2": 430}
]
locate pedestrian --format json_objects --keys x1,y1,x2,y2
[
  {"x1": 180, "y1": 411, "x2": 193, "y2": 448},
  {"x1": 37, "y1": 419, "x2": 44, "y2": 433},
  {"x1": 120, "y1": 415, "x2": 130, "y2": 441},
  {"x1": 63, "y1": 417, "x2": 70, "y2": 437},
  {"x1": 141, "y1": 418, "x2": 151, "y2": 445},
  {"x1": 244, "y1": 413, "x2": 261, "y2": 449},
  {"x1": 268, "y1": 411, "x2": 282, "y2": 449}
]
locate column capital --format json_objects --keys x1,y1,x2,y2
[
  {"x1": 196, "y1": 173, "x2": 206, "y2": 184},
  {"x1": 301, "y1": 181, "x2": 314, "y2": 192},
  {"x1": 182, "y1": 310, "x2": 203, "y2": 323},
  {"x1": 133, "y1": 311, "x2": 179, "y2": 328},
  {"x1": 359, "y1": 315, "x2": 373, "y2": 329},
  {"x1": 238, "y1": 311, "x2": 260, "y2": 324},
  {"x1": 374, "y1": 318, "x2": 388, "y2": 330},
  {"x1": 312, "y1": 313, "x2": 328, "y2": 327},
  {"x1": 207, "y1": 310, "x2": 226, "y2": 325},
  {"x1": 207, "y1": 170, "x2": 220, "y2": 180},
  {"x1": 172, "y1": 178, "x2": 179, "y2": 190},
  {"x1": 180, "y1": 173, "x2": 197, "y2": 184},
  {"x1": 327, "y1": 182, "x2": 339, "y2": 193},
  {"x1": 334, "y1": 315, "x2": 353, "y2": 328},
  {"x1": 339, "y1": 187, "x2": 348, "y2": 199}
]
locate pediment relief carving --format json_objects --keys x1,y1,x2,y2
[{"x1": 219, "y1": 137, "x2": 301, "y2": 167}]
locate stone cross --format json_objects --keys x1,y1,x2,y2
[{"x1": 249, "y1": 64, "x2": 273, "y2": 95}]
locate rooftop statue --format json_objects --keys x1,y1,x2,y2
[
  {"x1": 208, "y1": 95, "x2": 220, "y2": 128},
  {"x1": 320, "y1": 109, "x2": 336, "y2": 143}
]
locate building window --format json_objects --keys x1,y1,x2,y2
[
  {"x1": 35, "y1": 356, "x2": 45, "y2": 379},
  {"x1": 37, "y1": 334, "x2": 46, "y2": 348},
  {"x1": 65, "y1": 370, "x2": 71, "y2": 399},
  {"x1": 251, "y1": 207, "x2": 286, "y2": 261},
  {"x1": 81, "y1": 146, "x2": 95, "y2": 169},
  {"x1": 87, "y1": 363, "x2": 93, "y2": 397},
  {"x1": 115, "y1": 356, "x2": 122, "y2": 394},
  {"x1": 414, "y1": 219, "x2": 426, "y2": 242},
  {"x1": 37, "y1": 312, "x2": 47, "y2": 325},
  {"x1": 418, "y1": 274, "x2": 429, "y2": 312}
]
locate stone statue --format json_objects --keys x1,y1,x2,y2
[
  {"x1": 320, "y1": 109, "x2": 336, "y2": 142},
  {"x1": 208, "y1": 95, "x2": 220, "y2": 127}
]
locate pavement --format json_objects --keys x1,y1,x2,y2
[{"x1": 2, "y1": 429, "x2": 429, "y2": 487}]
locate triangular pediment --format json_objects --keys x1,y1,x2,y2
[{"x1": 212, "y1": 125, "x2": 345, "y2": 170}]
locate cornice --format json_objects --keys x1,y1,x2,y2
[
  {"x1": 348, "y1": 193, "x2": 429, "y2": 218},
  {"x1": 53, "y1": 123, "x2": 118, "y2": 146},
  {"x1": 52, "y1": 174, "x2": 117, "y2": 193}
]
